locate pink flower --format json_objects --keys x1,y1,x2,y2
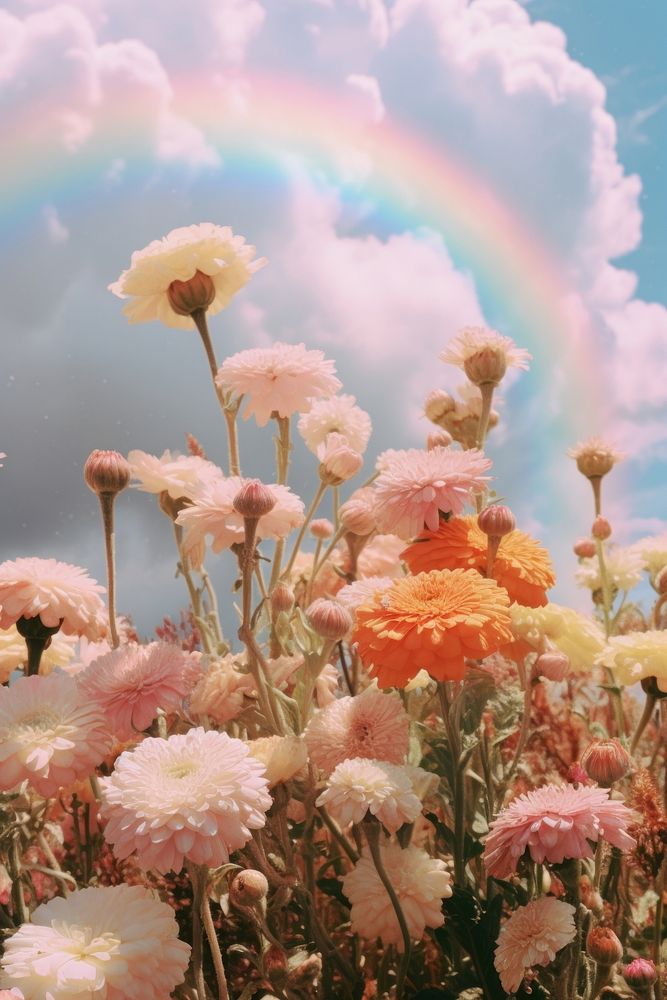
[
  {"x1": 357, "y1": 534, "x2": 408, "y2": 579},
  {"x1": 128, "y1": 449, "x2": 222, "y2": 500},
  {"x1": 318, "y1": 433, "x2": 364, "y2": 484},
  {"x1": 339, "y1": 487, "x2": 378, "y2": 536},
  {"x1": 304, "y1": 686, "x2": 410, "y2": 776},
  {"x1": 215, "y1": 342, "x2": 342, "y2": 426},
  {"x1": 77, "y1": 642, "x2": 192, "y2": 738},
  {"x1": 494, "y1": 897, "x2": 576, "y2": 994},
  {"x1": 0, "y1": 557, "x2": 107, "y2": 640},
  {"x1": 484, "y1": 784, "x2": 635, "y2": 878},
  {"x1": 298, "y1": 394, "x2": 372, "y2": 454},
  {"x1": 373, "y1": 447, "x2": 492, "y2": 538},
  {"x1": 441, "y1": 326, "x2": 531, "y2": 383},
  {"x1": 100, "y1": 728, "x2": 272, "y2": 874},
  {"x1": 187, "y1": 655, "x2": 255, "y2": 724},
  {"x1": 337, "y1": 577, "x2": 393, "y2": 624}
]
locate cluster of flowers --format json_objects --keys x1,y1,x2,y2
[{"x1": 0, "y1": 222, "x2": 666, "y2": 1000}]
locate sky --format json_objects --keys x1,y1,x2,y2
[{"x1": 1, "y1": 0, "x2": 666, "y2": 635}]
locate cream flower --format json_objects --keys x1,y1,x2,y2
[
  {"x1": 509, "y1": 602, "x2": 606, "y2": 672},
  {"x1": 108, "y1": 223, "x2": 265, "y2": 329},
  {"x1": 0, "y1": 884, "x2": 190, "y2": 1000},
  {"x1": 494, "y1": 897, "x2": 576, "y2": 994},
  {"x1": 316, "y1": 758, "x2": 422, "y2": 832},
  {"x1": 187, "y1": 655, "x2": 255, "y2": 724},
  {"x1": 342, "y1": 841, "x2": 452, "y2": 947},
  {"x1": 128, "y1": 449, "x2": 222, "y2": 500},
  {"x1": 597, "y1": 631, "x2": 667, "y2": 689},
  {"x1": 247, "y1": 735, "x2": 308, "y2": 786},
  {"x1": 0, "y1": 625, "x2": 77, "y2": 683},
  {"x1": 216, "y1": 342, "x2": 342, "y2": 426},
  {"x1": 576, "y1": 546, "x2": 643, "y2": 593},
  {"x1": 0, "y1": 558, "x2": 106, "y2": 640},
  {"x1": 631, "y1": 532, "x2": 667, "y2": 577},
  {"x1": 297, "y1": 394, "x2": 372, "y2": 454}
]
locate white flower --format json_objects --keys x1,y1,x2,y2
[
  {"x1": 509, "y1": 602, "x2": 606, "y2": 673},
  {"x1": 597, "y1": 631, "x2": 667, "y2": 689},
  {"x1": 316, "y1": 757, "x2": 422, "y2": 832},
  {"x1": 128, "y1": 449, "x2": 223, "y2": 500},
  {"x1": 576, "y1": 546, "x2": 643, "y2": 593},
  {"x1": 298, "y1": 394, "x2": 372, "y2": 454},
  {"x1": 631, "y1": 532, "x2": 667, "y2": 577},
  {"x1": 247, "y1": 736, "x2": 308, "y2": 786},
  {"x1": 494, "y1": 897, "x2": 576, "y2": 994}
]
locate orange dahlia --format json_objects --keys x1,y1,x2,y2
[
  {"x1": 401, "y1": 515, "x2": 555, "y2": 608},
  {"x1": 352, "y1": 568, "x2": 512, "y2": 688}
]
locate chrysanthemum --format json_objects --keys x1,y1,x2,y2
[
  {"x1": 297, "y1": 394, "x2": 372, "y2": 454},
  {"x1": 0, "y1": 625, "x2": 77, "y2": 683},
  {"x1": 216, "y1": 342, "x2": 342, "y2": 426},
  {"x1": 494, "y1": 897, "x2": 576, "y2": 995},
  {"x1": 357, "y1": 534, "x2": 407, "y2": 579},
  {"x1": 597, "y1": 631, "x2": 667, "y2": 689},
  {"x1": 353, "y1": 569, "x2": 512, "y2": 688},
  {"x1": 483, "y1": 784, "x2": 635, "y2": 878},
  {"x1": 630, "y1": 532, "x2": 667, "y2": 577},
  {"x1": 401, "y1": 516, "x2": 555, "y2": 607},
  {"x1": 316, "y1": 758, "x2": 422, "y2": 832},
  {"x1": 576, "y1": 546, "x2": 643, "y2": 593},
  {"x1": 372, "y1": 447, "x2": 491, "y2": 539},
  {"x1": 0, "y1": 674, "x2": 110, "y2": 797},
  {"x1": 77, "y1": 642, "x2": 191, "y2": 738},
  {"x1": 108, "y1": 223, "x2": 265, "y2": 329},
  {"x1": 128, "y1": 449, "x2": 222, "y2": 500},
  {"x1": 342, "y1": 841, "x2": 452, "y2": 947},
  {"x1": 247, "y1": 735, "x2": 308, "y2": 787},
  {"x1": 441, "y1": 326, "x2": 531, "y2": 380},
  {"x1": 0, "y1": 557, "x2": 107, "y2": 640},
  {"x1": 0, "y1": 884, "x2": 190, "y2": 1000},
  {"x1": 568, "y1": 437, "x2": 623, "y2": 480},
  {"x1": 100, "y1": 728, "x2": 272, "y2": 873},
  {"x1": 506, "y1": 602, "x2": 606, "y2": 672},
  {"x1": 337, "y1": 577, "x2": 394, "y2": 624},
  {"x1": 187, "y1": 655, "x2": 255, "y2": 724},
  {"x1": 305, "y1": 686, "x2": 410, "y2": 776}
]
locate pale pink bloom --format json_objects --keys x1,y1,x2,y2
[
  {"x1": 77, "y1": 642, "x2": 191, "y2": 738},
  {"x1": 0, "y1": 884, "x2": 190, "y2": 999},
  {"x1": 247, "y1": 735, "x2": 308, "y2": 786},
  {"x1": 342, "y1": 841, "x2": 452, "y2": 947},
  {"x1": 298, "y1": 394, "x2": 372, "y2": 454},
  {"x1": 484, "y1": 784, "x2": 635, "y2": 878},
  {"x1": 316, "y1": 758, "x2": 422, "y2": 832},
  {"x1": 128, "y1": 449, "x2": 222, "y2": 500},
  {"x1": 0, "y1": 674, "x2": 110, "y2": 797},
  {"x1": 216, "y1": 342, "x2": 342, "y2": 426},
  {"x1": 108, "y1": 223, "x2": 265, "y2": 329},
  {"x1": 339, "y1": 487, "x2": 378, "y2": 536},
  {"x1": 318, "y1": 433, "x2": 364, "y2": 483},
  {"x1": 357, "y1": 534, "x2": 407, "y2": 579},
  {"x1": 310, "y1": 518, "x2": 334, "y2": 539},
  {"x1": 373, "y1": 447, "x2": 492, "y2": 538},
  {"x1": 494, "y1": 897, "x2": 576, "y2": 995},
  {"x1": 265, "y1": 654, "x2": 304, "y2": 690},
  {"x1": 187, "y1": 655, "x2": 255, "y2": 724},
  {"x1": 441, "y1": 326, "x2": 531, "y2": 372},
  {"x1": 0, "y1": 626, "x2": 77, "y2": 683},
  {"x1": 305, "y1": 686, "x2": 410, "y2": 776},
  {"x1": 337, "y1": 577, "x2": 393, "y2": 625},
  {"x1": 100, "y1": 728, "x2": 272, "y2": 874},
  {"x1": 0, "y1": 557, "x2": 107, "y2": 641}
]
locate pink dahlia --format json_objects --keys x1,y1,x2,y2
[
  {"x1": 373, "y1": 447, "x2": 492, "y2": 539},
  {"x1": 215, "y1": 342, "x2": 342, "y2": 426},
  {"x1": 298, "y1": 394, "x2": 372, "y2": 454},
  {"x1": 128, "y1": 448, "x2": 222, "y2": 500},
  {"x1": 0, "y1": 884, "x2": 190, "y2": 999},
  {"x1": 0, "y1": 674, "x2": 110, "y2": 797},
  {"x1": 304, "y1": 686, "x2": 410, "y2": 776},
  {"x1": 494, "y1": 897, "x2": 576, "y2": 994},
  {"x1": 484, "y1": 784, "x2": 635, "y2": 878},
  {"x1": 0, "y1": 557, "x2": 106, "y2": 640},
  {"x1": 316, "y1": 758, "x2": 422, "y2": 832},
  {"x1": 100, "y1": 727, "x2": 272, "y2": 874},
  {"x1": 77, "y1": 642, "x2": 191, "y2": 738}
]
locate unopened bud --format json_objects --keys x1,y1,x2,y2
[
  {"x1": 424, "y1": 389, "x2": 456, "y2": 425},
  {"x1": 233, "y1": 479, "x2": 277, "y2": 519},
  {"x1": 339, "y1": 489, "x2": 376, "y2": 536},
  {"x1": 167, "y1": 270, "x2": 216, "y2": 316},
  {"x1": 570, "y1": 439, "x2": 622, "y2": 481},
  {"x1": 305, "y1": 598, "x2": 352, "y2": 641},
  {"x1": 580, "y1": 738, "x2": 631, "y2": 786},
  {"x1": 592, "y1": 516, "x2": 612, "y2": 541},
  {"x1": 83, "y1": 450, "x2": 131, "y2": 496},
  {"x1": 310, "y1": 518, "x2": 334, "y2": 540},
  {"x1": 587, "y1": 926, "x2": 623, "y2": 966},
  {"x1": 477, "y1": 504, "x2": 516, "y2": 539},
  {"x1": 270, "y1": 583, "x2": 294, "y2": 616},
  {"x1": 574, "y1": 537, "x2": 596, "y2": 559},
  {"x1": 229, "y1": 869, "x2": 269, "y2": 908},
  {"x1": 534, "y1": 651, "x2": 570, "y2": 682},
  {"x1": 318, "y1": 434, "x2": 364, "y2": 485},
  {"x1": 427, "y1": 430, "x2": 453, "y2": 450},
  {"x1": 623, "y1": 958, "x2": 657, "y2": 989},
  {"x1": 185, "y1": 432, "x2": 207, "y2": 458},
  {"x1": 463, "y1": 347, "x2": 507, "y2": 387}
]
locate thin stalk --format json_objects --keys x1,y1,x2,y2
[
  {"x1": 364, "y1": 821, "x2": 412, "y2": 998},
  {"x1": 8, "y1": 837, "x2": 28, "y2": 924},
  {"x1": 187, "y1": 862, "x2": 208, "y2": 1000},
  {"x1": 172, "y1": 524, "x2": 216, "y2": 655},
  {"x1": 317, "y1": 806, "x2": 359, "y2": 863},
  {"x1": 654, "y1": 858, "x2": 666, "y2": 975},
  {"x1": 200, "y1": 872, "x2": 230, "y2": 1000},
  {"x1": 438, "y1": 682, "x2": 466, "y2": 887},
  {"x1": 281, "y1": 481, "x2": 328, "y2": 581},
  {"x1": 192, "y1": 308, "x2": 241, "y2": 475},
  {"x1": 98, "y1": 493, "x2": 120, "y2": 647},
  {"x1": 595, "y1": 538, "x2": 613, "y2": 639},
  {"x1": 475, "y1": 382, "x2": 495, "y2": 450},
  {"x1": 496, "y1": 659, "x2": 532, "y2": 805},
  {"x1": 631, "y1": 693, "x2": 657, "y2": 755}
]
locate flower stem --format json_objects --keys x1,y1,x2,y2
[
  {"x1": 187, "y1": 862, "x2": 208, "y2": 1000},
  {"x1": 200, "y1": 870, "x2": 230, "y2": 1000},
  {"x1": 98, "y1": 492, "x2": 120, "y2": 648},
  {"x1": 476, "y1": 382, "x2": 495, "y2": 451},
  {"x1": 8, "y1": 836, "x2": 28, "y2": 924},
  {"x1": 281, "y1": 481, "x2": 328, "y2": 582},
  {"x1": 364, "y1": 820, "x2": 412, "y2": 998},
  {"x1": 438, "y1": 682, "x2": 466, "y2": 887},
  {"x1": 631, "y1": 693, "x2": 657, "y2": 755},
  {"x1": 191, "y1": 308, "x2": 241, "y2": 476}
]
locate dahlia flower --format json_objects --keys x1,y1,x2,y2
[
  {"x1": 507, "y1": 602, "x2": 606, "y2": 672},
  {"x1": 353, "y1": 569, "x2": 512, "y2": 688},
  {"x1": 305, "y1": 686, "x2": 410, "y2": 776},
  {"x1": 0, "y1": 674, "x2": 110, "y2": 797},
  {"x1": 0, "y1": 625, "x2": 77, "y2": 683},
  {"x1": 494, "y1": 897, "x2": 576, "y2": 994},
  {"x1": 568, "y1": 437, "x2": 623, "y2": 480},
  {"x1": 401, "y1": 515, "x2": 555, "y2": 607},
  {"x1": 128, "y1": 449, "x2": 222, "y2": 500},
  {"x1": 597, "y1": 631, "x2": 667, "y2": 689},
  {"x1": 316, "y1": 758, "x2": 422, "y2": 832},
  {"x1": 108, "y1": 223, "x2": 265, "y2": 329},
  {"x1": 441, "y1": 326, "x2": 531, "y2": 382},
  {"x1": 576, "y1": 546, "x2": 643, "y2": 593},
  {"x1": 484, "y1": 784, "x2": 635, "y2": 878},
  {"x1": 187, "y1": 655, "x2": 255, "y2": 724},
  {"x1": 247, "y1": 735, "x2": 308, "y2": 786},
  {"x1": 77, "y1": 642, "x2": 191, "y2": 738},
  {"x1": 0, "y1": 884, "x2": 190, "y2": 999},
  {"x1": 342, "y1": 841, "x2": 452, "y2": 947},
  {"x1": 298, "y1": 394, "x2": 372, "y2": 454},
  {"x1": 373, "y1": 447, "x2": 491, "y2": 538},
  {"x1": 0, "y1": 557, "x2": 106, "y2": 640},
  {"x1": 216, "y1": 342, "x2": 342, "y2": 426},
  {"x1": 100, "y1": 728, "x2": 272, "y2": 873}
]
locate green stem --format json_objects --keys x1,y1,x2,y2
[
  {"x1": 191, "y1": 308, "x2": 241, "y2": 475},
  {"x1": 281, "y1": 482, "x2": 328, "y2": 582},
  {"x1": 364, "y1": 821, "x2": 412, "y2": 998},
  {"x1": 200, "y1": 870, "x2": 230, "y2": 1000},
  {"x1": 438, "y1": 682, "x2": 466, "y2": 887}
]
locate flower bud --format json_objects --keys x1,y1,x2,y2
[
  {"x1": 580, "y1": 738, "x2": 631, "y2": 786},
  {"x1": 318, "y1": 434, "x2": 364, "y2": 485},
  {"x1": 424, "y1": 389, "x2": 456, "y2": 425},
  {"x1": 570, "y1": 439, "x2": 622, "y2": 480},
  {"x1": 579, "y1": 874, "x2": 603, "y2": 912},
  {"x1": 477, "y1": 504, "x2": 516, "y2": 539},
  {"x1": 167, "y1": 270, "x2": 216, "y2": 316},
  {"x1": 229, "y1": 869, "x2": 269, "y2": 908},
  {"x1": 339, "y1": 488, "x2": 376, "y2": 536},
  {"x1": 233, "y1": 479, "x2": 277, "y2": 519},
  {"x1": 270, "y1": 583, "x2": 294, "y2": 616},
  {"x1": 83, "y1": 450, "x2": 131, "y2": 496},
  {"x1": 567, "y1": 763, "x2": 590, "y2": 787},
  {"x1": 587, "y1": 926, "x2": 623, "y2": 966},
  {"x1": 426, "y1": 430, "x2": 453, "y2": 450},
  {"x1": 574, "y1": 537, "x2": 596, "y2": 559},
  {"x1": 592, "y1": 516, "x2": 612, "y2": 541},
  {"x1": 534, "y1": 650, "x2": 570, "y2": 682},
  {"x1": 623, "y1": 958, "x2": 657, "y2": 989},
  {"x1": 463, "y1": 346, "x2": 507, "y2": 386},
  {"x1": 286, "y1": 952, "x2": 322, "y2": 989},
  {"x1": 305, "y1": 598, "x2": 352, "y2": 641},
  {"x1": 185, "y1": 432, "x2": 207, "y2": 458},
  {"x1": 310, "y1": 518, "x2": 334, "y2": 540}
]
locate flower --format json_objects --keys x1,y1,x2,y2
[
  {"x1": 0, "y1": 674, "x2": 110, "y2": 797},
  {"x1": 0, "y1": 884, "x2": 190, "y2": 999},
  {"x1": 494, "y1": 897, "x2": 576, "y2": 994},
  {"x1": 128, "y1": 449, "x2": 222, "y2": 500},
  {"x1": 353, "y1": 569, "x2": 512, "y2": 688},
  {"x1": 298, "y1": 394, "x2": 372, "y2": 454},
  {"x1": 580, "y1": 739, "x2": 631, "y2": 785},
  {"x1": 631, "y1": 532, "x2": 667, "y2": 578},
  {"x1": 305, "y1": 686, "x2": 410, "y2": 776},
  {"x1": 0, "y1": 625, "x2": 77, "y2": 683},
  {"x1": 187, "y1": 655, "x2": 255, "y2": 724},
  {"x1": 305, "y1": 598, "x2": 353, "y2": 641},
  {"x1": 568, "y1": 437, "x2": 623, "y2": 479},
  {"x1": 441, "y1": 327, "x2": 531, "y2": 385},
  {"x1": 342, "y1": 842, "x2": 452, "y2": 947},
  {"x1": 372, "y1": 447, "x2": 491, "y2": 539},
  {"x1": 317, "y1": 433, "x2": 364, "y2": 484},
  {"x1": 506, "y1": 602, "x2": 606, "y2": 672},
  {"x1": 108, "y1": 223, "x2": 265, "y2": 329},
  {"x1": 357, "y1": 534, "x2": 406, "y2": 579},
  {"x1": 77, "y1": 642, "x2": 192, "y2": 738},
  {"x1": 100, "y1": 728, "x2": 272, "y2": 873},
  {"x1": 337, "y1": 577, "x2": 394, "y2": 624},
  {"x1": 597, "y1": 631, "x2": 667, "y2": 689},
  {"x1": 247, "y1": 736, "x2": 308, "y2": 786},
  {"x1": 623, "y1": 958, "x2": 658, "y2": 989},
  {"x1": 316, "y1": 758, "x2": 422, "y2": 832},
  {"x1": 586, "y1": 925, "x2": 623, "y2": 966},
  {"x1": 339, "y1": 488, "x2": 378, "y2": 536},
  {"x1": 576, "y1": 546, "x2": 643, "y2": 593},
  {"x1": 0, "y1": 557, "x2": 107, "y2": 640},
  {"x1": 216, "y1": 342, "x2": 342, "y2": 426},
  {"x1": 483, "y1": 784, "x2": 635, "y2": 878},
  {"x1": 401, "y1": 516, "x2": 555, "y2": 607}
]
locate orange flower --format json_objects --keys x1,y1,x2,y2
[
  {"x1": 352, "y1": 569, "x2": 512, "y2": 688},
  {"x1": 401, "y1": 516, "x2": 555, "y2": 608}
]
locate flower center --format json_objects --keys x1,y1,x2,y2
[
  {"x1": 18, "y1": 709, "x2": 59, "y2": 735},
  {"x1": 165, "y1": 759, "x2": 199, "y2": 780}
]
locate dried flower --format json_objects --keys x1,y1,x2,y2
[
  {"x1": 494, "y1": 897, "x2": 576, "y2": 994},
  {"x1": 569, "y1": 437, "x2": 623, "y2": 480}
]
